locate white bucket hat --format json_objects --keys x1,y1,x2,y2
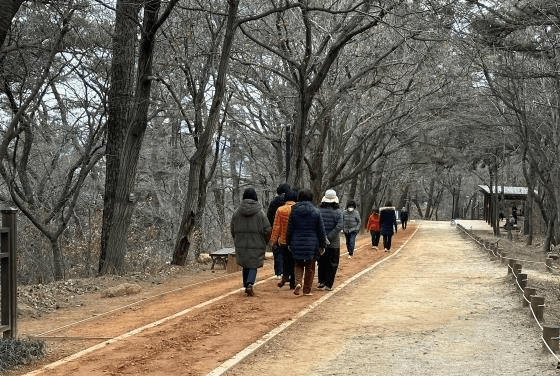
[{"x1": 321, "y1": 189, "x2": 339, "y2": 203}]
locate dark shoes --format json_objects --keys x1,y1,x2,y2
[
  {"x1": 245, "y1": 284, "x2": 254, "y2": 296},
  {"x1": 278, "y1": 278, "x2": 287, "y2": 288}
]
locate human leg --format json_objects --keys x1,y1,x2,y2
[
  {"x1": 385, "y1": 234, "x2": 393, "y2": 250},
  {"x1": 243, "y1": 267, "x2": 257, "y2": 296},
  {"x1": 294, "y1": 260, "x2": 304, "y2": 295},
  {"x1": 317, "y1": 253, "x2": 328, "y2": 287},
  {"x1": 373, "y1": 231, "x2": 380, "y2": 247},
  {"x1": 346, "y1": 231, "x2": 357, "y2": 256},
  {"x1": 279, "y1": 245, "x2": 295, "y2": 288},
  {"x1": 302, "y1": 259, "x2": 315, "y2": 295},
  {"x1": 382, "y1": 234, "x2": 389, "y2": 251},
  {"x1": 325, "y1": 247, "x2": 340, "y2": 288},
  {"x1": 273, "y1": 245, "x2": 283, "y2": 277}
]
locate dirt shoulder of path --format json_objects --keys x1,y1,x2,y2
[{"x1": 11, "y1": 224, "x2": 417, "y2": 376}]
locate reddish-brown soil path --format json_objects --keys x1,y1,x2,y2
[{"x1": 13, "y1": 226, "x2": 416, "y2": 376}]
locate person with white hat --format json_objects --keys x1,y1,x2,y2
[{"x1": 318, "y1": 189, "x2": 343, "y2": 291}]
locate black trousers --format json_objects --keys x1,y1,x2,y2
[{"x1": 317, "y1": 247, "x2": 340, "y2": 288}]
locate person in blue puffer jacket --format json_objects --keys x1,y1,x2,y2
[{"x1": 286, "y1": 189, "x2": 327, "y2": 296}]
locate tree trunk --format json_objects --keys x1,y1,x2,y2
[
  {"x1": 100, "y1": 0, "x2": 164, "y2": 274},
  {"x1": 50, "y1": 237, "x2": 65, "y2": 281},
  {"x1": 171, "y1": 0, "x2": 239, "y2": 266}
]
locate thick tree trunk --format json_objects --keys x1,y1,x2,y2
[
  {"x1": 100, "y1": 0, "x2": 162, "y2": 274},
  {"x1": 50, "y1": 237, "x2": 64, "y2": 281}
]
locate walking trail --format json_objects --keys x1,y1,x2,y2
[{"x1": 221, "y1": 220, "x2": 558, "y2": 376}]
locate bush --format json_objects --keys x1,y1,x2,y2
[{"x1": 0, "y1": 338, "x2": 45, "y2": 373}]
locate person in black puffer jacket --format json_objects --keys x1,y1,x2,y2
[
  {"x1": 286, "y1": 189, "x2": 327, "y2": 296},
  {"x1": 379, "y1": 202, "x2": 398, "y2": 252},
  {"x1": 231, "y1": 188, "x2": 272, "y2": 296}
]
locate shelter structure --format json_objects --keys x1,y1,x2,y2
[{"x1": 478, "y1": 185, "x2": 528, "y2": 225}]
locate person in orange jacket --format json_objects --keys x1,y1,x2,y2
[
  {"x1": 269, "y1": 189, "x2": 298, "y2": 289},
  {"x1": 366, "y1": 208, "x2": 381, "y2": 249}
]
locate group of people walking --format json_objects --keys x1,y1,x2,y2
[
  {"x1": 230, "y1": 184, "x2": 405, "y2": 297},
  {"x1": 365, "y1": 203, "x2": 403, "y2": 252}
]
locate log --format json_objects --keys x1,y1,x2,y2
[{"x1": 226, "y1": 253, "x2": 242, "y2": 273}]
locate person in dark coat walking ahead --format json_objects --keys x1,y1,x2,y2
[
  {"x1": 379, "y1": 202, "x2": 398, "y2": 252},
  {"x1": 286, "y1": 189, "x2": 327, "y2": 296},
  {"x1": 400, "y1": 207, "x2": 408, "y2": 229},
  {"x1": 342, "y1": 200, "x2": 361, "y2": 258},
  {"x1": 230, "y1": 188, "x2": 272, "y2": 296},
  {"x1": 318, "y1": 189, "x2": 343, "y2": 291},
  {"x1": 267, "y1": 183, "x2": 291, "y2": 279}
]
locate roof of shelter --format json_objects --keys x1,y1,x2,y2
[{"x1": 478, "y1": 185, "x2": 528, "y2": 197}]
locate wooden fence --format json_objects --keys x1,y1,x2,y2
[{"x1": 0, "y1": 208, "x2": 17, "y2": 339}]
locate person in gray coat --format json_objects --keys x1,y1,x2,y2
[
  {"x1": 230, "y1": 188, "x2": 272, "y2": 296},
  {"x1": 342, "y1": 200, "x2": 361, "y2": 258}
]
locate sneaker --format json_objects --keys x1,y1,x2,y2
[
  {"x1": 275, "y1": 275, "x2": 282, "y2": 280},
  {"x1": 277, "y1": 278, "x2": 286, "y2": 288},
  {"x1": 303, "y1": 292, "x2": 313, "y2": 296},
  {"x1": 373, "y1": 246, "x2": 378, "y2": 249},
  {"x1": 293, "y1": 284, "x2": 301, "y2": 295},
  {"x1": 348, "y1": 255, "x2": 352, "y2": 259},
  {"x1": 317, "y1": 283, "x2": 325, "y2": 289},
  {"x1": 325, "y1": 286, "x2": 332, "y2": 291},
  {"x1": 385, "y1": 249, "x2": 389, "y2": 252},
  {"x1": 246, "y1": 284, "x2": 254, "y2": 296}
]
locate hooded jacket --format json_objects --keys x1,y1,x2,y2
[
  {"x1": 379, "y1": 206, "x2": 398, "y2": 235},
  {"x1": 230, "y1": 199, "x2": 272, "y2": 268},
  {"x1": 286, "y1": 201, "x2": 327, "y2": 261}
]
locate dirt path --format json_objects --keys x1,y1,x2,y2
[
  {"x1": 15, "y1": 221, "x2": 559, "y2": 375},
  {"x1": 15, "y1": 225, "x2": 414, "y2": 376},
  {"x1": 221, "y1": 221, "x2": 559, "y2": 376}
]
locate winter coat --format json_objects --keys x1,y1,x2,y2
[
  {"x1": 230, "y1": 199, "x2": 272, "y2": 268},
  {"x1": 269, "y1": 201, "x2": 295, "y2": 246},
  {"x1": 342, "y1": 209, "x2": 361, "y2": 234},
  {"x1": 400, "y1": 210, "x2": 408, "y2": 222},
  {"x1": 267, "y1": 193, "x2": 286, "y2": 226},
  {"x1": 286, "y1": 201, "x2": 327, "y2": 261},
  {"x1": 379, "y1": 206, "x2": 398, "y2": 236},
  {"x1": 366, "y1": 213, "x2": 380, "y2": 232},
  {"x1": 319, "y1": 206, "x2": 343, "y2": 249}
]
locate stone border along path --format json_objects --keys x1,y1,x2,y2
[{"x1": 216, "y1": 221, "x2": 560, "y2": 376}]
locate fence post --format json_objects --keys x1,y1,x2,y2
[
  {"x1": 523, "y1": 287, "x2": 536, "y2": 307},
  {"x1": 530, "y1": 295, "x2": 545, "y2": 322},
  {"x1": 543, "y1": 326, "x2": 560, "y2": 353},
  {"x1": 2, "y1": 208, "x2": 17, "y2": 338},
  {"x1": 507, "y1": 259, "x2": 518, "y2": 274},
  {"x1": 516, "y1": 273, "x2": 527, "y2": 289}
]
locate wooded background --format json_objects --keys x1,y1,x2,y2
[{"x1": 0, "y1": 0, "x2": 558, "y2": 283}]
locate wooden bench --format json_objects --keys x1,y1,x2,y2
[{"x1": 209, "y1": 248, "x2": 235, "y2": 270}]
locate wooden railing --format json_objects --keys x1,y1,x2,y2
[{"x1": 0, "y1": 208, "x2": 17, "y2": 339}]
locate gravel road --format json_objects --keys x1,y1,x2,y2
[{"x1": 222, "y1": 221, "x2": 559, "y2": 376}]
